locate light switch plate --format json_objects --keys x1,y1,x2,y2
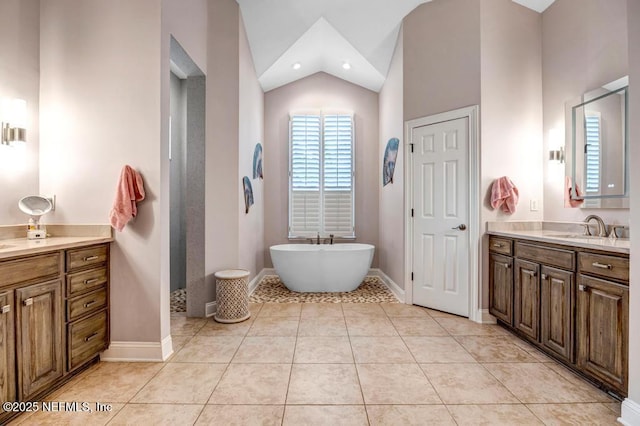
[{"x1": 530, "y1": 199, "x2": 539, "y2": 211}]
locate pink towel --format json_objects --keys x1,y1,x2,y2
[
  {"x1": 490, "y1": 176, "x2": 519, "y2": 214},
  {"x1": 564, "y1": 176, "x2": 584, "y2": 208},
  {"x1": 109, "y1": 165, "x2": 145, "y2": 231}
]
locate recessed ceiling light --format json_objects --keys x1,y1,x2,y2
[
  {"x1": 292, "y1": 62, "x2": 301, "y2": 70},
  {"x1": 342, "y1": 62, "x2": 351, "y2": 70}
]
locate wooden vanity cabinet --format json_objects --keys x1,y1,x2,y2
[
  {"x1": 576, "y1": 253, "x2": 629, "y2": 395},
  {"x1": 540, "y1": 266, "x2": 574, "y2": 362},
  {"x1": 0, "y1": 290, "x2": 15, "y2": 405},
  {"x1": 488, "y1": 237, "x2": 513, "y2": 325},
  {"x1": 489, "y1": 253, "x2": 513, "y2": 325},
  {"x1": 513, "y1": 242, "x2": 575, "y2": 363},
  {"x1": 488, "y1": 234, "x2": 629, "y2": 397},
  {"x1": 65, "y1": 245, "x2": 110, "y2": 371},
  {"x1": 16, "y1": 279, "x2": 64, "y2": 400},
  {"x1": 0, "y1": 242, "x2": 110, "y2": 422},
  {"x1": 514, "y1": 259, "x2": 540, "y2": 341}
]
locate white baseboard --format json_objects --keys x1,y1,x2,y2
[
  {"x1": 249, "y1": 268, "x2": 275, "y2": 295},
  {"x1": 368, "y1": 268, "x2": 405, "y2": 303},
  {"x1": 620, "y1": 398, "x2": 640, "y2": 425},
  {"x1": 205, "y1": 301, "x2": 217, "y2": 318},
  {"x1": 478, "y1": 309, "x2": 497, "y2": 324},
  {"x1": 101, "y1": 335, "x2": 173, "y2": 362}
]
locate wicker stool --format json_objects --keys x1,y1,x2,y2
[{"x1": 214, "y1": 269, "x2": 251, "y2": 323}]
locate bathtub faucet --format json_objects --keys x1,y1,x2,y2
[
  {"x1": 316, "y1": 232, "x2": 320, "y2": 245},
  {"x1": 323, "y1": 234, "x2": 334, "y2": 245}
]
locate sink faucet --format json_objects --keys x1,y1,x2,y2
[{"x1": 583, "y1": 215, "x2": 607, "y2": 237}]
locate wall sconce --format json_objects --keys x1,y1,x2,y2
[
  {"x1": 548, "y1": 127, "x2": 564, "y2": 164},
  {"x1": 1, "y1": 99, "x2": 27, "y2": 147},
  {"x1": 549, "y1": 146, "x2": 564, "y2": 163}
]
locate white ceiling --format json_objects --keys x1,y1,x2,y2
[{"x1": 238, "y1": 0, "x2": 555, "y2": 93}]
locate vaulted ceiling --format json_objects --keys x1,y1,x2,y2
[{"x1": 237, "y1": 0, "x2": 556, "y2": 93}]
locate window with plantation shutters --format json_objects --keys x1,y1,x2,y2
[
  {"x1": 289, "y1": 113, "x2": 354, "y2": 238},
  {"x1": 584, "y1": 113, "x2": 601, "y2": 194}
]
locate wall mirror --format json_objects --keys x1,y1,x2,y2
[{"x1": 565, "y1": 76, "x2": 629, "y2": 208}]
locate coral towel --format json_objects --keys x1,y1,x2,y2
[
  {"x1": 109, "y1": 165, "x2": 145, "y2": 231},
  {"x1": 564, "y1": 176, "x2": 584, "y2": 208},
  {"x1": 490, "y1": 176, "x2": 519, "y2": 214}
]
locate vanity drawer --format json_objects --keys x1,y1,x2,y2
[
  {"x1": 67, "y1": 267, "x2": 108, "y2": 297},
  {"x1": 68, "y1": 310, "x2": 108, "y2": 371},
  {"x1": 68, "y1": 287, "x2": 107, "y2": 321},
  {"x1": 489, "y1": 237, "x2": 512, "y2": 256},
  {"x1": 515, "y1": 242, "x2": 575, "y2": 270},
  {"x1": 0, "y1": 252, "x2": 60, "y2": 287},
  {"x1": 578, "y1": 252, "x2": 629, "y2": 282},
  {"x1": 66, "y1": 245, "x2": 108, "y2": 272}
]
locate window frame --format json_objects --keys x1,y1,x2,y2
[{"x1": 288, "y1": 111, "x2": 355, "y2": 239}]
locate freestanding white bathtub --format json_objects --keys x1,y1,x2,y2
[{"x1": 270, "y1": 243, "x2": 375, "y2": 292}]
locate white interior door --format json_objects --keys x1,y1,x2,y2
[{"x1": 411, "y1": 117, "x2": 469, "y2": 316}]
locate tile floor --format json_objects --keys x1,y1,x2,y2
[{"x1": 11, "y1": 303, "x2": 621, "y2": 425}]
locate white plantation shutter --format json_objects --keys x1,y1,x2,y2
[
  {"x1": 584, "y1": 113, "x2": 601, "y2": 194},
  {"x1": 290, "y1": 115, "x2": 321, "y2": 235},
  {"x1": 289, "y1": 113, "x2": 354, "y2": 237},
  {"x1": 323, "y1": 114, "x2": 354, "y2": 235}
]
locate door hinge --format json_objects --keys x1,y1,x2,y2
[
  {"x1": 411, "y1": 208, "x2": 414, "y2": 217},
  {"x1": 410, "y1": 143, "x2": 414, "y2": 153},
  {"x1": 411, "y1": 272, "x2": 414, "y2": 281}
]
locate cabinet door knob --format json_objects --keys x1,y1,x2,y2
[
  {"x1": 578, "y1": 284, "x2": 588, "y2": 292},
  {"x1": 592, "y1": 262, "x2": 612, "y2": 270},
  {"x1": 493, "y1": 243, "x2": 503, "y2": 248},
  {"x1": 83, "y1": 301, "x2": 97, "y2": 308},
  {"x1": 83, "y1": 278, "x2": 99, "y2": 285},
  {"x1": 1, "y1": 305, "x2": 10, "y2": 314},
  {"x1": 503, "y1": 263, "x2": 511, "y2": 269},
  {"x1": 541, "y1": 274, "x2": 547, "y2": 280},
  {"x1": 83, "y1": 255, "x2": 100, "y2": 262},
  {"x1": 23, "y1": 298, "x2": 33, "y2": 306},
  {"x1": 523, "y1": 270, "x2": 536, "y2": 277}
]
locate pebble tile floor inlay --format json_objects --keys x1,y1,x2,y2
[
  {"x1": 250, "y1": 275, "x2": 399, "y2": 304},
  {"x1": 11, "y1": 301, "x2": 622, "y2": 425}
]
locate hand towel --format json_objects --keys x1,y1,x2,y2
[
  {"x1": 109, "y1": 165, "x2": 146, "y2": 231},
  {"x1": 564, "y1": 176, "x2": 584, "y2": 208},
  {"x1": 490, "y1": 176, "x2": 519, "y2": 214}
]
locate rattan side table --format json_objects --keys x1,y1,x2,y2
[{"x1": 214, "y1": 269, "x2": 251, "y2": 323}]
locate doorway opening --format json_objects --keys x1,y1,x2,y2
[
  {"x1": 404, "y1": 106, "x2": 481, "y2": 321},
  {"x1": 169, "y1": 37, "x2": 205, "y2": 316}
]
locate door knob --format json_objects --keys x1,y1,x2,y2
[{"x1": 451, "y1": 224, "x2": 467, "y2": 230}]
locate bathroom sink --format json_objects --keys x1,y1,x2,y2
[{"x1": 550, "y1": 234, "x2": 604, "y2": 240}]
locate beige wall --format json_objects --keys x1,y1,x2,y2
[
  {"x1": 480, "y1": 0, "x2": 543, "y2": 224},
  {"x1": 403, "y1": 0, "x2": 481, "y2": 121},
  {"x1": 625, "y1": 0, "x2": 640, "y2": 417},
  {"x1": 480, "y1": 0, "x2": 544, "y2": 307},
  {"x1": 205, "y1": 0, "x2": 241, "y2": 300},
  {"x1": 378, "y1": 31, "x2": 405, "y2": 288},
  {"x1": 542, "y1": 0, "x2": 629, "y2": 225},
  {"x1": 0, "y1": 0, "x2": 40, "y2": 224},
  {"x1": 40, "y1": 0, "x2": 163, "y2": 343},
  {"x1": 238, "y1": 16, "x2": 265, "y2": 280},
  {"x1": 264, "y1": 72, "x2": 380, "y2": 268}
]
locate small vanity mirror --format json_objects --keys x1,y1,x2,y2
[
  {"x1": 18, "y1": 195, "x2": 53, "y2": 217},
  {"x1": 566, "y1": 76, "x2": 628, "y2": 208},
  {"x1": 18, "y1": 195, "x2": 52, "y2": 239}
]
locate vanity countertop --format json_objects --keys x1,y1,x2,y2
[
  {"x1": 0, "y1": 224, "x2": 113, "y2": 260},
  {"x1": 487, "y1": 222, "x2": 629, "y2": 255}
]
